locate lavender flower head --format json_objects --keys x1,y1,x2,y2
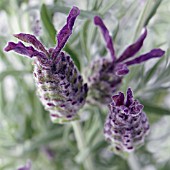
[
  {"x1": 4, "y1": 7, "x2": 88, "y2": 123},
  {"x1": 88, "y1": 16, "x2": 165, "y2": 104},
  {"x1": 104, "y1": 88, "x2": 149, "y2": 152}
]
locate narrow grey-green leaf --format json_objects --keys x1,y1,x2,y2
[
  {"x1": 40, "y1": 4, "x2": 56, "y2": 45},
  {"x1": 87, "y1": 22, "x2": 97, "y2": 54},
  {"x1": 0, "y1": 70, "x2": 31, "y2": 81},
  {"x1": 144, "y1": 57, "x2": 164, "y2": 84},
  {"x1": 134, "y1": 0, "x2": 163, "y2": 40},
  {"x1": 80, "y1": 20, "x2": 91, "y2": 61},
  {"x1": 99, "y1": 0, "x2": 118, "y2": 15},
  {"x1": 142, "y1": 101, "x2": 170, "y2": 115},
  {"x1": 144, "y1": 0, "x2": 163, "y2": 26}
]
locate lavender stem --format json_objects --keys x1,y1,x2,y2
[
  {"x1": 72, "y1": 121, "x2": 95, "y2": 170},
  {"x1": 127, "y1": 153, "x2": 141, "y2": 170}
]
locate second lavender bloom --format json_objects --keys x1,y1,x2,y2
[{"x1": 88, "y1": 16, "x2": 165, "y2": 104}]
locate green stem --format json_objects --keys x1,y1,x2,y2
[
  {"x1": 127, "y1": 152, "x2": 141, "y2": 170},
  {"x1": 72, "y1": 121, "x2": 94, "y2": 170}
]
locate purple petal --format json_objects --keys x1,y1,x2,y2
[
  {"x1": 66, "y1": 7, "x2": 80, "y2": 30},
  {"x1": 4, "y1": 41, "x2": 46, "y2": 59},
  {"x1": 117, "y1": 28, "x2": 147, "y2": 63},
  {"x1": 94, "y1": 16, "x2": 116, "y2": 61},
  {"x1": 126, "y1": 88, "x2": 134, "y2": 107},
  {"x1": 14, "y1": 33, "x2": 49, "y2": 56},
  {"x1": 115, "y1": 64, "x2": 129, "y2": 76},
  {"x1": 130, "y1": 100, "x2": 144, "y2": 116},
  {"x1": 52, "y1": 6, "x2": 80, "y2": 59},
  {"x1": 112, "y1": 92, "x2": 124, "y2": 106},
  {"x1": 124, "y1": 49, "x2": 165, "y2": 66}
]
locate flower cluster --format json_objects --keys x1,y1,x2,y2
[
  {"x1": 4, "y1": 7, "x2": 88, "y2": 123},
  {"x1": 88, "y1": 16, "x2": 165, "y2": 104},
  {"x1": 104, "y1": 88, "x2": 150, "y2": 152},
  {"x1": 4, "y1": 6, "x2": 165, "y2": 154}
]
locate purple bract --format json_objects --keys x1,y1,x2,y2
[{"x1": 104, "y1": 88, "x2": 150, "y2": 152}]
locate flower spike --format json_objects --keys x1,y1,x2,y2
[
  {"x1": 117, "y1": 28, "x2": 147, "y2": 62},
  {"x1": 94, "y1": 16, "x2": 116, "y2": 61},
  {"x1": 52, "y1": 6, "x2": 80, "y2": 59},
  {"x1": 104, "y1": 88, "x2": 150, "y2": 152},
  {"x1": 88, "y1": 16, "x2": 165, "y2": 104},
  {"x1": 4, "y1": 6, "x2": 87, "y2": 123}
]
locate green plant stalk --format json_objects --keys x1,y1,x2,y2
[
  {"x1": 127, "y1": 152, "x2": 141, "y2": 170},
  {"x1": 72, "y1": 121, "x2": 94, "y2": 170}
]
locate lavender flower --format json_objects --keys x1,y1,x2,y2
[
  {"x1": 4, "y1": 7, "x2": 88, "y2": 123},
  {"x1": 104, "y1": 88, "x2": 149, "y2": 152},
  {"x1": 17, "y1": 160, "x2": 31, "y2": 170},
  {"x1": 88, "y1": 16, "x2": 165, "y2": 104}
]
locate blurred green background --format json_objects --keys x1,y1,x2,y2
[{"x1": 0, "y1": 0, "x2": 170, "y2": 169}]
